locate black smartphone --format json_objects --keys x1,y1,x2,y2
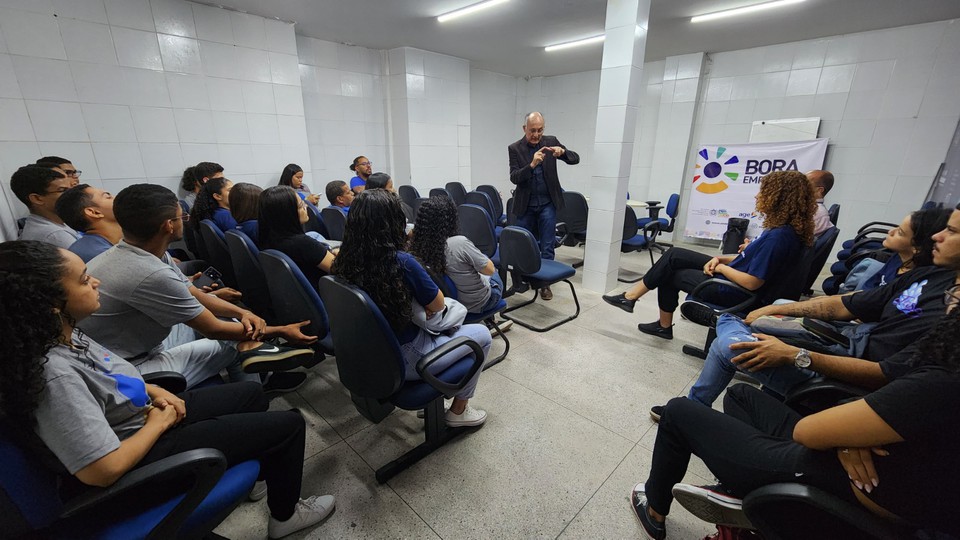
[
  {"x1": 801, "y1": 318, "x2": 850, "y2": 349},
  {"x1": 193, "y1": 266, "x2": 223, "y2": 289}
]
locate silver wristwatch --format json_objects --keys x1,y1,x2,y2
[{"x1": 794, "y1": 348, "x2": 812, "y2": 369}]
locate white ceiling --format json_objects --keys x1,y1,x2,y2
[{"x1": 210, "y1": 0, "x2": 960, "y2": 77}]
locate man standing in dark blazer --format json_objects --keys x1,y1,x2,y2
[{"x1": 508, "y1": 111, "x2": 580, "y2": 300}]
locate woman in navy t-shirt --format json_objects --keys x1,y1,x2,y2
[
  {"x1": 333, "y1": 189, "x2": 492, "y2": 427},
  {"x1": 190, "y1": 176, "x2": 237, "y2": 234},
  {"x1": 602, "y1": 171, "x2": 817, "y2": 340}
]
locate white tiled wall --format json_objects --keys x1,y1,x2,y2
[
  {"x1": 297, "y1": 35, "x2": 387, "y2": 189},
  {"x1": 0, "y1": 0, "x2": 310, "y2": 236},
  {"x1": 469, "y1": 68, "x2": 521, "y2": 195},
  {"x1": 683, "y1": 19, "x2": 960, "y2": 241}
]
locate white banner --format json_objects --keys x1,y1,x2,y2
[{"x1": 684, "y1": 139, "x2": 828, "y2": 240}]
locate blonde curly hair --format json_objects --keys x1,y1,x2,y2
[{"x1": 755, "y1": 170, "x2": 817, "y2": 246}]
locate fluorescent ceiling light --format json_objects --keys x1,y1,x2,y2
[
  {"x1": 545, "y1": 35, "x2": 605, "y2": 53},
  {"x1": 437, "y1": 0, "x2": 509, "y2": 23},
  {"x1": 691, "y1": 0, "x2": 806, "y2": 23}
]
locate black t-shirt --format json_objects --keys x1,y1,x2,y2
[
  {"x1": 271, "y1": 234, "x2": 329, "y2": 290},
  {"x1": 841, "y1": 266, "x2": 955, "y2": 360},
  {"x1": 863, "y1": 365, "x2": 960, "y2": 536}
]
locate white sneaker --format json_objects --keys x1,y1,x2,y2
[
  {"x1": 267, "y1": 495, "x2": 336, "y2": 539},
  {"x1": 248, "y1": 480, "x2": 267, "y2": 501},
  {"x1": 445, "y1": 405, "x2": 487, "y2": 427},
  {"x1": 492, "y1": 318, "x2": 513, "y2": 333}
]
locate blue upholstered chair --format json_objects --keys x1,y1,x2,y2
[
  {"x1": 317, "y1": 275, "x2": 486, "y2": 483},
  {"x1": 458, "y1": 204, "x2": 498, "y2": 260},
  {"x1": 0, "y1": 421, "x2": 258, "y2": 540},
  {"x1": 199, "y1": 220, "x2": 237, "y2": 288},
  {"x1": 802, "y1": 225, "x2": 840, "y2": 294},
  {"x1": 554, "y1": 191, "x2": 589, "y2": 268},
  {"x1": 475, "y1": 184, "x2": 506, "y2": 227},
  {"x1": 320, "y1": 206, "x2": 346, "y2": 241},
  {"x1": 439, "y1": 275, "x2": 510, "y2": 370},
  {"x1": 445, "y1": 181, "x2": 468, "y2": 206},
  {"x1": 224, "y1": 229, "x2": 275, "y2": 323},
  {"x1": 618, "y1": 205, "x2": 661, "y2": 283},
  {"x1": 637, "y1": 193, "x2": 679, "y2": 252},
  {"x1": 499, "y1": 226, "x2": 580, "y2": 332}
]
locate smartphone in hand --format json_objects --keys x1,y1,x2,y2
[{"x1": 193, "y1": 266, "x2": 223, "y2": 289}]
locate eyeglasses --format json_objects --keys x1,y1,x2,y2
[
  {"x1": 945, "y1": 284, "x2": 960, "y2": 308},
  {"x1": 173, "y1": 213, "x2": 190, "y2": 222},
  {"x1": 62, "y1": 170, "x2": 81, "y2": 178},
  {"x1": 44, "y1": 187, "x2": 71, "y2": 195},
  {"x1": 358, "y1": 161, "x2": 372, "y2": 167}
]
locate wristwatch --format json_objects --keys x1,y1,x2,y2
[{"x1": 794, "y1": 348, "x2": 812, "y2": 369}]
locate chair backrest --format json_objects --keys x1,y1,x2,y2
[
  {"x1": 398, "y1": 185, "x2": 420, "y2": 208},
  {"x1": 665, "y1": 193, "x2": 680, "y2": 219},
  {"x1": 623, "y1": 205, "x2": 639, "y2": 240},
  {"x1": 505, "y1": 197, "x2": 516, "y2": 225},
  {"x1": 445, "y1": 182, "x2": 468, "y2": 206},
  {"x1": 464, "y1": 191, "x2": 496, "y2": 224},
  {"x1": 401, "y1": 201, "x2": 415, "y2": 223},
  {"x1": 429, "y1": 187, "x2": 451, "y2": 200},
  {"x1": 475, "y1": 185, "x2": 503, "y2": 219},
  {"x1": 317, "y1": 276, "x2": 404, "y2": 399},
  {"x1": 458, "y1": 204, "x2": 497, "y2": 258},
  {"x1": 303, "y1": 203, "x2": 330, "y2": 238},
  {"x1": 320, "y1": 207, "x2": 346, "y2": 241},
  {"x1": 199, "y1": 220, "x2": 237, "y2": 287},
  {"x1": 557, "y1": 191, "x2": 589, "y2": 234},
  {"x1": 224, "y1": 230, "x2": 274, "y2": 321},
  {"x1": 259, "y1": 250, "x2": 331, "y2": 340},
  {"x1": 803, "y1": 226, "x2": 841, "y2": 291},
  {"x1": 498, "y1": 226, "x2": 542, "y2": 276},
  {"x1": 180, "y1": 200, "x2": 201, "y2": 258},
  {"x1": 0, "y1": 423, "x2": 63, "y2": 536},
  {"x1": 828, "y1": 203, "x2": 840, "y2": 225},
  {"x1": 758, "y1": 245, "x2": 815, "y2": 305},
  {"x1": 412, "y1": 197, "x2": 428, "y2": 219}
]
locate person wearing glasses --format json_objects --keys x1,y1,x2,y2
[
  {"x1": 656, "y1": 202, "x2": 960, "y2": 422},
  {"x1": 36, "y1": 155, "x2": 81, "y2": 180},
  {"x1": 348, "y1": 156, "x2": 373, "y2": 195},
  {"x1": 11, "y1": 165, "x2": 80, "y2": 248}
]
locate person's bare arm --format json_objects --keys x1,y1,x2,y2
[
  {"x1": 714, "y1": 264, "x2": 764, "y2": 291},
  {"x1": 190, "y1": 285, "x2": 247, "y2": 320},
  {"x1": 793, "y1": 399, "x2": 902, "y2": 450},
  {"x1": 317, "y1": 250, "x2": 335, "y2": 274},
  {"x1": 745, "y1": 294, "x2": 855, "y2": 324},
  {"x1": 479, "y1": 259, "x2": 495, "y2": 276}
]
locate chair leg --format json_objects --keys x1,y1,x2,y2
[
  {"x1": 501, "y1": 279, "x2": 580, "y2": 332},
  {"x1": 374, "y1": 397, "x2": 476, "y2": 484},
  {"x1": 482, "y1": 316, "x2": 511, "y2": 371},
  {"x1": 682, "y1": 326, "x2": 717, "y2": 360}
]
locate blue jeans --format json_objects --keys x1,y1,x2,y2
[
  {"x1": 687, "y1": 314, "x2": 818, "y2": 406},
  {"x1": 473, "y1": 273, "x2": 504, "y2": 315},
  {"x1": 516, "y1": 202, "x2": 557, "y2": 260},
  {"x1": 400, "y1": 323, "x2": 492, "y2": 399}
]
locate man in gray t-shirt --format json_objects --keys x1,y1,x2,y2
[
  {"x1": 10, "y1": 165, "x2": 80, "y2": 248},
  {"x1": 445, "y1": 235, "x2": 500, "y2": 313}
]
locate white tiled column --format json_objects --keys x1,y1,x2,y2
[{"x1": 582, "y1": 0, "x2": 651, "y2": 293}]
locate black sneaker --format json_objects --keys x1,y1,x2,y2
[
  {"x1": 637, "y1": 320, "x2": 673, "y2": 339},
  {"x1": 649, "y1": 405, "x2": 664, "y2": 423},
  {"x1": 602, "y1": 293, "x2": 637, "y2": 313},
  {"x1": 240, "y1": 343, "x2": 316, "y2": 373},
  {"x1": 630, "y1": 483, "x2": 666, "y2": 540},
  {"x1": 680, "y1": 301, "x2": 720, "y2": 327},
  {"x1": 263, "y1": 371, "x2": 307, "y2": 394},
  {"x1": 671, "y1": 483, "x2": 753, "y2": 529}
]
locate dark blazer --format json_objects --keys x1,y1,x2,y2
[{"x1": 508, "y1": 135, "x2": 579, "y2": 215}]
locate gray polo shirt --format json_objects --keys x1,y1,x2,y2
[
  {"x1": 34, "y1": 334, "x2": 149, "y2": 474},
  {"x1": 79, "y1": 241, "x2": 204, "y2": 359},
  {"x1": 18, "y1": 214, "x2": 80, "y2": 248},
  {"x1": 445, "y1": 235, "x2": 492, "y2": 312}
]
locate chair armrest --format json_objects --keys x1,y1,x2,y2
[
  {"x1": 645, "y1": 205, "x2": 664, "y2": 220},
  {"x1": 61, "y1": 448, "x2": 228, "y2": 539},
  {"x1": 645, "y1": 200, "x2": 661, "y2": 206},
  {"x1": 856, "y1": 221, "x2": 896, "y2": 235},
  {"x1": 784, "y1": 376, "x2": 869, "y2": 411},
  {"x1": 415, "y1": 336, "x2": 485, "y2": 398},
  {"x1": 143, "y1": 371, "x2": 187, "y2": 394},
  {"x1": 640, "y1": 221, "x2": 661, "y2": 242},
  {"x1": 844, "y1": 248, "x2": 891, "y2": 270},
  {"x1": 689, "y1": 278, "x2": 759, "y2": 316}
]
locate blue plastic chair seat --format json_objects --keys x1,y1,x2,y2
[
  {"x1": 391, "y1": 357, "x2": 476, "y2": 409},
  {"x1": 526, "y1": 259, "x2": 575, "y2": 285},
  {"x1": 465, "y1": 298, "x2": 507, "y2": 324},
  {"x1": 637, "y1": 217, "x2": 669, "y2": 228},
  {"x1": 622, "y1": 234, "x2": 650, "y2": 248}
]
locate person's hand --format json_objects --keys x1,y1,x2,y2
[
  {"x1": 703, "y1": 257, "x2": 720, "y2": 276},
  {"x1": 146, "y1": 403, "x2": 181, "y2": 431},
  {"x1": 837, "y1": 446, "x2": 888, "y2": 493},
  {"x1": 738, "y1": 238, "x2": 752, "y2": 253},
  {"x1": 240, "y1": 311, "x2": 267, "y2": 341},
  {"x1": 729, "y1": 334, "x2": 797, "y2": 371},
  {"x1": 149, "y1": 386, "x2": 186, "y2": 422},
  {"x1": 531, "y1": 147, "x2": 548, "y2": 168},
  {"x1": 279, "y1": 320, "x2": 318, "y2": 346},
  {"x1": 744, "y1": 304, "x2": 779, "y2": 324},
  {"x1": 210, "y1": 287, "x2": 242, "y2": 303},
  {"x1": 549, "y1": 146, "x2": 565, "y2": 157},
  {"x1": 307, "y1": 193, "x2": 321, "y2": 206}
]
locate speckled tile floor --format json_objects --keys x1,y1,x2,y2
[{"x1": 215, "y1": 241, "x2": 760, "y2": 540}]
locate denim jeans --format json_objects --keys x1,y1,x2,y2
[
  {"x1": 473, "y1": 273, "x2": 504, "y2": 315},
  {"x1": 687, "y1": 314, "x2": 818, "y2": 406},
  {"x1": 516, "y1": 202, "x2": 557, "y2": 260}
]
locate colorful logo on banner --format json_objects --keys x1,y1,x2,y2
[{"x1": 694, "y1": 147, "x2": 740, "y2": 194}]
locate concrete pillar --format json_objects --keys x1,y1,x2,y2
[{"x1": 581, "y1": 0, "x2": 651, "y2": 293}]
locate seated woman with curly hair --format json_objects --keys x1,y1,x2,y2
[
  {"x1": 0, "y1": 241, "x2": 335, "y2": 538},
  {"x1": 602, "y1": 170, "x2": 817, "y2": 340},
  {"x1": 332, "y1": 189, "x2": 492, "y2": 427},
  {"x1": 408, "y1": 195, "x2": 503, "y2": 316}
]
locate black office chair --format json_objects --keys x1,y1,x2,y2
[
  {"x1": 827, "y1": 203, "x2": 840, "y2": 226},
  {"x1": 317, "y1": 275, "x2": 485, "y2": 483},
  {"x1": 475, "y1": 185, "x2": 506, "y2": 227},
  {"x1": 259, "y1": 250, "x2": 334, "y2": 362},
  {"x1": 499, "y1": 226, "x2": 580, "y2": 332},
  {"x1": 429, "y1": 187, "x2": 451, "y2": 200},
  {"x1": 554, "y1": 191, "x2": 589, "y2": 268},
  {"x1": 445, "y1": 181, "x2": 468, "y2": 206},
  {"x1": 198, "y1": 220, "x2": 237, "y2": 288},
  {"x1": 618, "y1": 205, "x2": 661, "y2": 283},
  {"x1": 398, "y1": 185, "x2": 420, "y2": 208},
  {"x1": 802, "y1": 226, "x2": 840, "y2": 295},
  {"x1": 320, "y1": 207, "x2": 346, "y2": 241},
  {"x1": 224, "y1": 229, "x2": 275, "y2": 322}
]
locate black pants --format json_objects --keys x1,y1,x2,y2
[
  {"x1": 644, "y1": 384, "x2": 856, "y2": 516},
  {"x1": 139, "y1": 381, "x2": 306, "y2": 521},
  {"x1": 641, "y1": 247, "x2": 749, "y2": 313}
]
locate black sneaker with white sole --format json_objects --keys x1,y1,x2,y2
[
  {"x1": 680, "y1": 300, "x2": 720, "y2": 327},
  {"x1": 630, "y1": 483, "x2": 666, "y2": 540},
  {"x1": 262, "y1": 371, "x2": 308, "y2": 394},
  {"x1": 671, "y1": 483, "x2": 754, "y2": 529},
  {"x1": 649, "y1": 405, "x2": 664, "y2": 423},
  {"x1": 240, "y1": 344, "x2": 316, "y2": 373}
]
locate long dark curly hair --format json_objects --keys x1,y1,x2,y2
[
  {"x1": 408, "y1": 195, "x2": 459, "y2": 275},
  {"x1": 332, "y1": 189, "x2": 412, "y2": 332},
  {"x1": 916, "y1": 306, "x2": 960, "y2": 372},
  {"x1": 0, "y1": 241, "x2": 67, "y2": 431},
  {"x1": 191, "y1": 176, "x2": 230, "y2": 231},
  {"x1": 754, "y1": 171, "x2": 817, "y2": 247},
  {"x1": 906, "y1": 208, "x2": 951, "y2": 270}
]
